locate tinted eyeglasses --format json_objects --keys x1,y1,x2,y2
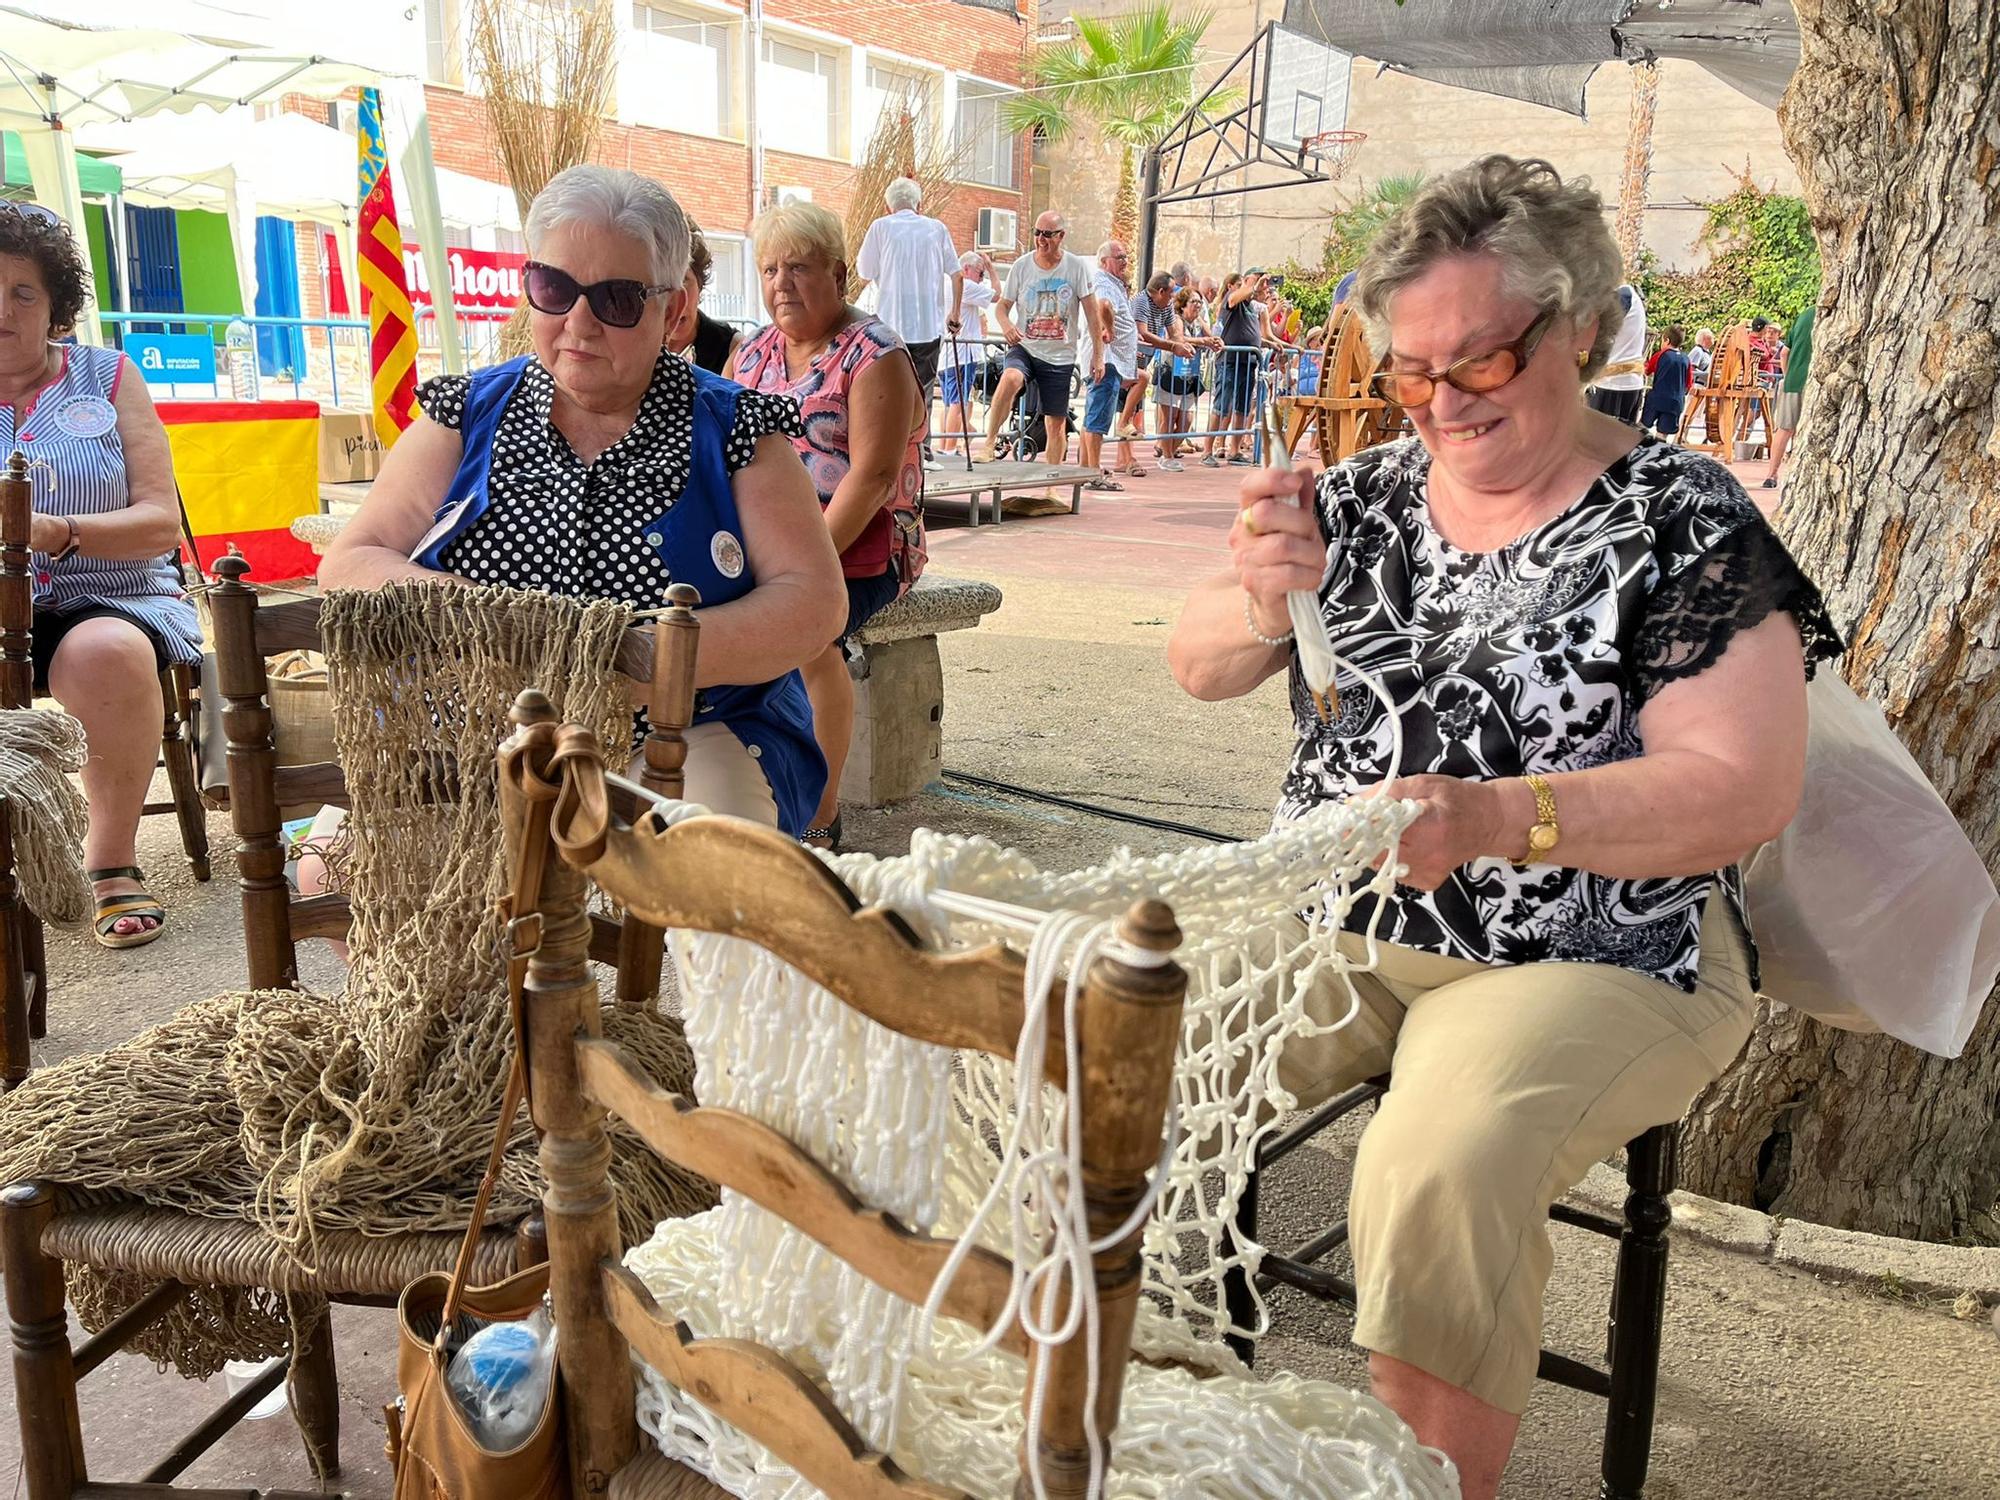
[
  {"x1": 1370, "y1": 307, "x2": 1558, "y2": 408},
  {"x1": 1033, "y1": 228, "x2": 1065, "y2": 241},
  {"x1": 1, "y1": 203, "x2": 60, "y2": 228},
  {"x1": 522, "y1": 260, "x2": 675, "y2": 329}
]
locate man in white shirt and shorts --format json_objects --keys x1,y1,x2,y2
[
  {"x1": 982, "y1": 210, "x2": 1102, "y2": 464},
  {"x1": 855, "y1": 177, "x2": 963, "y2": 433}
]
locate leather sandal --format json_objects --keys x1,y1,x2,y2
[
  {"x1": 800, "y1": 813, "x2": 843, "y2": 853},
  {"x1": 89, "y1": 865, "x2": 167, "y2": 950}
]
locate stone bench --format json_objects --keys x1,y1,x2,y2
[{"x1": 842, "y1": 575, "x2": 1001, "y2": 807}]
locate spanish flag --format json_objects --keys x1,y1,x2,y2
[
  {"x1": 159, "y1": 401, "x2": 320, "y2": 580},
  {"x1": 357, "y1": 88, "x2": 419, "y2": 448}
]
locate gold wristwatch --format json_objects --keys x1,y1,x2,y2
[{"x1": 1516, "y1": 773, "x2": 1560, "y2": 866}]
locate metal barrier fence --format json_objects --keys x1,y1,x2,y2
[
  {"x1": 98, "y1": 309, "x2": 510, "y2": 409},
  {"x1": 925, "y1": 339, "x2": 1294, "y2": 466}
]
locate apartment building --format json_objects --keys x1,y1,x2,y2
[{"x1": 387, "y1": 0, "x2": 1032, "y2": 321}]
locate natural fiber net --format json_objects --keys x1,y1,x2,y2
[
  {"x1": 0, "y1": 706, "x2": 91, "y2": 926},
  {"x1": 0, "y1": 583, "x2": 714, "y2": 1375}
]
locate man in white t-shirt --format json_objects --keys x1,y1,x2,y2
[
  {"x1": 982, "y1": 210, "x2": 1101, "y2": 464},
  {"x1": 1079, "y1": 240, "x2": 1140, "y2": 482},
  {"x1": 854, "y1": 177, "x2": 963, "y2": 417},
  {"x1": 1587, "y1": 282, "x2": 1647, "y2": 424}
]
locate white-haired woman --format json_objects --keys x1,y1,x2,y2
[
  {"x1": 727, "y1": 201, "x2": 926, "y2": 850},
  {"x1": 1167, "y1": 156, "x2": 1841, "y2": 1499},
  {"x1": 323, "y1": 164, "x2": 844, "y2": 837},
  {"x1": 937, "y1": 250, "x2": 996, "y2": 455}
]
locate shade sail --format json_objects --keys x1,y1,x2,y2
[{"x1": 1278, "y1": 0, "x2": 1800, "y2": 118}]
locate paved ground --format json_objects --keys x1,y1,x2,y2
[{"x1": 6, "y1": 448, "x2": 1996, "y2": 1499}]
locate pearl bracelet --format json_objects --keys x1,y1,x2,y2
[{"x1": 1244, "y1": 592, "x2": 1294, "y2": 648}]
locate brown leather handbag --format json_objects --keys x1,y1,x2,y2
[{"x1": 388, "y1": 789, "x2": 568, "y2": 1500}]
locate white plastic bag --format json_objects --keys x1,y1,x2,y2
[{"x1": 1744, "y1": 673, "x2": 2000, "y2": 1058}]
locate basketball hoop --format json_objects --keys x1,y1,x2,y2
[{"x1": 1301, "y1": 129, "x2": 1367, "y2": 181}]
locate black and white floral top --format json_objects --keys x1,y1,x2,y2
[
  {"x1": 416, "y1": 351, "x2": 801, "y2": 607},
  {"x1": 1282, "y1": 434, "x2": 1843, "y2": 991}
]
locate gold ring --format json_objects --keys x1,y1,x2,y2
[{"x1": 1240, "y1": 512, "x2": 1261, "y2": 536}]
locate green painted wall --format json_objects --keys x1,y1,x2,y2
[
  {"x1": 83, "y1": 203, "x2": 114, "y2": 325},
  {"x1": 175, "y1": 210, "x2": 243, "y2": 334}
]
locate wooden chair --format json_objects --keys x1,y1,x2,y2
[
  {"x1": 0, "y1": 452, "x2": 211, "y2": 1085},
  {"x1": 1223, "y1": 1079, "x2": 1680, "y2": 1500},
  {"x1": 502, "y1": 682, "x2": 1189, "y2": 1497},
  {"x1": 0, "y1": 569, "x2": 689, "y2": 1499},
  {"x1": 1276, "y1": 304, "x2": 1410, "y2": 466}
]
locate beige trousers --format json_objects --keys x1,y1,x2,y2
[{"x1": 1279, "y1": 899, "x2": 1757, "y2": 1413}]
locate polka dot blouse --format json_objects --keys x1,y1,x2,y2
[{"x1": 417, "y1": 352, "x2": 803, "y2": 608}]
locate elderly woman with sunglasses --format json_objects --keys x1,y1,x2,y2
[
  {"x1": 323, "y1": 165, "x2": 844, "y2": 836},
  {"x1": 1168, "y1": 157, "x2": 1842, "y2": 1499}
]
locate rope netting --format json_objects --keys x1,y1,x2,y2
[
  {"x1": 0, "y1": 705, "x2": 91, "y2": 926},
  {"x1": 0, "y1": 584, "x2": 713, "y2": 1375},
  {"x1": 626, "y1": 796, "x2": 1459, "y2": 1497}
]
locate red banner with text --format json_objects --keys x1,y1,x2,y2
[{"x1": 324, "y1": 234, "x2": 523, "y2": 320}]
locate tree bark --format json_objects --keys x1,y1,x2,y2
[
  {"x1": 1112, "y1": 146, "x2": 1140, "y2": 251},
  {"x1": 1613, "y1": 61, "x2": 1659, "y2": 273},
  {"x1": 1679, "y1": 1, "x2": 2000, "y2": 1241}
]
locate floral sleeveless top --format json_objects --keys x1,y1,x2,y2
[{"x1": 733, "y1": 314, "x2": 926, "y2": 589}]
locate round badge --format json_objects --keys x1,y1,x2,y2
[
  {"x1": 710, "y1": 530, "x2": 745, "y2": 579},
  {"x1": 51, "y1": 396, "x2": 117, "y2": 440}
]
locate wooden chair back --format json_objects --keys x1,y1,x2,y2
[
  {"x1": 504, "y1": 688, "x2": 1188, "y2": 1498},
  {"x1": 206, "y1": 554, "x2": 688, "y2": 995},
  {"x1": 1, "y1": 451, "x2": 35, "y2": 713}
]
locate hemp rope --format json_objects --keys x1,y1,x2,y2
[
  {"x1": 0, "y1": 706, "x2": 91, "y2": 926},
  {"x1": 0, "y1": 583, "x2": 714, "y2": 1376}
]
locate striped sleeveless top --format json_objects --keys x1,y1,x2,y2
[{"x1": 3, "y1": 345, "x2": 201, "y2": 665}]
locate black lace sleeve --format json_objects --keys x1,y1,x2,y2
[
  {"x1": 415, "y1": 373, "x2": 470, "y2": 430},
  {"x1": 1631, "y1": 518, "x2": 1845, "y2": 705}
]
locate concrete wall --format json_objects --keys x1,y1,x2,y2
[{"x1": 1036, "y1": 2, "x2": 1800, "y2": 281}]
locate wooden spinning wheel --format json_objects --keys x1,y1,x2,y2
[
  {"x1": 1275, "y1": 303, "x2": 1410, "y2": 466},
  {"x1": 1677, "y1": 324, "x2": 1773, "y2": 459}
]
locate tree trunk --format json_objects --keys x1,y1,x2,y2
[
  {"x1": 1679, "y1": 1, "x2": 2000, "y2": 1242},
  {"x1": 1111, "y1": 146, "x2": 1140, "y2": 250}
]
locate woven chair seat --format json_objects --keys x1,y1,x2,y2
[
  {"x1": 40, "y1": 1200, "x2": 523, "y2": 1298},
  {"x1": 608, "y1": 1448, "x2": 731, "y2": 1500}
]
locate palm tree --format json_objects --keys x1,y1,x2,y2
[
  {"x1": 1323, "y1": 171, "x2": 1427, "y2": 273},
  {"x1": 1002, "y1": 6, "x2": 1235, "y2": 247}
]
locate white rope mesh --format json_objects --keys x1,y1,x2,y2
[{"x1": 624, "y1": 796, "x2": 1460, "y2": 1498}]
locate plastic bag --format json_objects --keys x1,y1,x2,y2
[
  {"x1": 1743, "y1": 673, "x2": 2000, "y2": 1057},
  {"x1": 445, "y1": 1306, "x2": 556, "y2": 1453}
]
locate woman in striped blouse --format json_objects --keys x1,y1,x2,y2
[{"x1": 0, "y1": 204, "x2": 199, "y2": 948}]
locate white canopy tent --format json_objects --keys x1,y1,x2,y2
[
  {"x1": 0, "y1": 1, "x2": 464, "y2": 367},
  {"x1": 87, "y1": 108, "x2": 519, "y2": 332}
]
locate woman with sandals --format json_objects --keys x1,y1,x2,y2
[
  {"x1": 1169, "y1": 157, "x2": 1841, "y2": 1499},
  {"x1": 0, "y1": 204, "x2": 200, "y2": 949}
]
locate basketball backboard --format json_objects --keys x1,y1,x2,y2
[{"x1": 1260, "y1": 23, "x2": 1353, "y2": 157}]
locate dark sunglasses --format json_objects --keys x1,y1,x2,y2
[
  {"x1": 1032, "y1": 228, "x2": 1065, "y2": 241},
  {"x1": 2, "y1": 202, "x2": 60, "y2": 228},
  {"x1": 522, "y1": 260, "x2": 675, "y2": 328},
  {"x1": 1370, "y1": 307, "x2": 1558, "y2": 408}
]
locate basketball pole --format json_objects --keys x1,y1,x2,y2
[{"x1": 1137, "y1": 146, "x2": 1164, "y2": 287}]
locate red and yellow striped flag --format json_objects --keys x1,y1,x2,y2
[{"x1": 357, "y1": 87, "x2": 418, "y2": 448}]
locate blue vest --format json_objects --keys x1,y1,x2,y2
[{"x1": 413, "y1": 357, "x2": 826, "y2": 835}]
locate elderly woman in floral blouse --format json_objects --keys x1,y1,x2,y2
[{"x1": 1168, "y1": 156, "x2": 1840, "y2": 1499}]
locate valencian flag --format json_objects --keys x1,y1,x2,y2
[{"x1": 356, "y1": 87, "x2": 419, "y2": 448}]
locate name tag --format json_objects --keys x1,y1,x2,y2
[{"x1": 410, "y1": 497, "x2": 474, "y2": 563}]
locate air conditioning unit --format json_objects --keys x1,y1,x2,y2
[
  {"x1": 774, "y1": 185, "x2": 813, "y2": 208},
  {"x1": 976, "y1": 207, "x2": 1018, "y2": 252}
]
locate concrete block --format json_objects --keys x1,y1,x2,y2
[
  {"x1": 841, "y1": 634, "x2": 944, "y2": 807},
  {"x1": 1669, "y1": 1191, "x2": 1777, "y2": 1257},
  {"x1": 1773, "y1": 1218, "x2": 2000, "y2": 1301}
]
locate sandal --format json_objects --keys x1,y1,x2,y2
[
  {"x1": 1085, "y1": 475, "x2": 1125, "y2": 492},
  {"x1": 800, "y1": 813, "x2": 843, "y2": 853},
  {"x1": 1120, "y1": 464, "x2": 1148, "y2": 477},
  {"x1": 89, "y1": 865, "x2": 167, "y2": 950}
]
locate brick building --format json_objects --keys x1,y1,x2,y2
[{"x1": 297, "y1": 0, "x2": 1032, "y2": 327}]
